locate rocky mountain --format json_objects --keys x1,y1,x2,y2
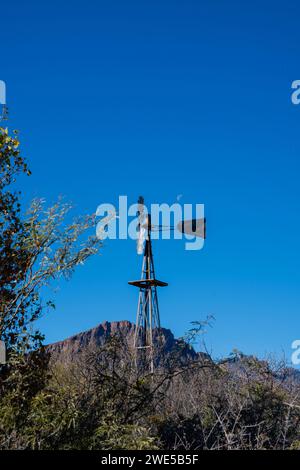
[
  {"x1": 47, "y1": 320, "x2": 205, "y2": 364},
  {"x1": 47, "y1": 322, "x2": 300, "y2": 385}
]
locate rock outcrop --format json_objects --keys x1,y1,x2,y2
[{"x1": 47, "y1": 320, "x2": 204, "y2": 364}]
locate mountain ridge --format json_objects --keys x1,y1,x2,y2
[{"x1": 46, "y1": 319, "x2": 203, "y2": 364}]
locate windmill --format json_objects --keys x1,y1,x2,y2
[{"x1": 129, "y1": 196, "x2": 206, "y2": 373}]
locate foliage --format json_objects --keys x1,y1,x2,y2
[
  {"x1": 0, "y1": 126, "x2": 101, "y2": 352},
  {"x1": 0, "y1": 336, "x2": 160, "y2": 450},
  {"x1": 0, "y1": 127, "x2": 102, "y2": 448},
  {"x1": 1, "y1": 332, "x2": 300, "y2": 450}
]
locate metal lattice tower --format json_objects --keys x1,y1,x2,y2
[{"x1": 129, "y1": 211, "x2": 168, "y2": 373}]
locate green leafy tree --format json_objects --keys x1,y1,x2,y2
[
  {"x1": 0, "y1": 127, "x2": 101, "y2": 352},
  {"x1": 0, "y1": 126, "x2": 102, "y2": 448}
]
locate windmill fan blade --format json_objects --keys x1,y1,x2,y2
[
  {"x1": 177, "y1": 218, "x2": 206, "y2": 238},
  {"x1": 137, "y1": 226, "x2": 146, "y2": 255},
  {"x1": 136, "y1": 196, "x2": 147, "y2": 255}
]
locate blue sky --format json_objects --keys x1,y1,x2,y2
[{"x1": 1, "y1": 0, "x2": 300, "y2": 361}]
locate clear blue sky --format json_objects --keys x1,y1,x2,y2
[{"x1": 2, "y1": 0, "x2": 300, "y2": 362}]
